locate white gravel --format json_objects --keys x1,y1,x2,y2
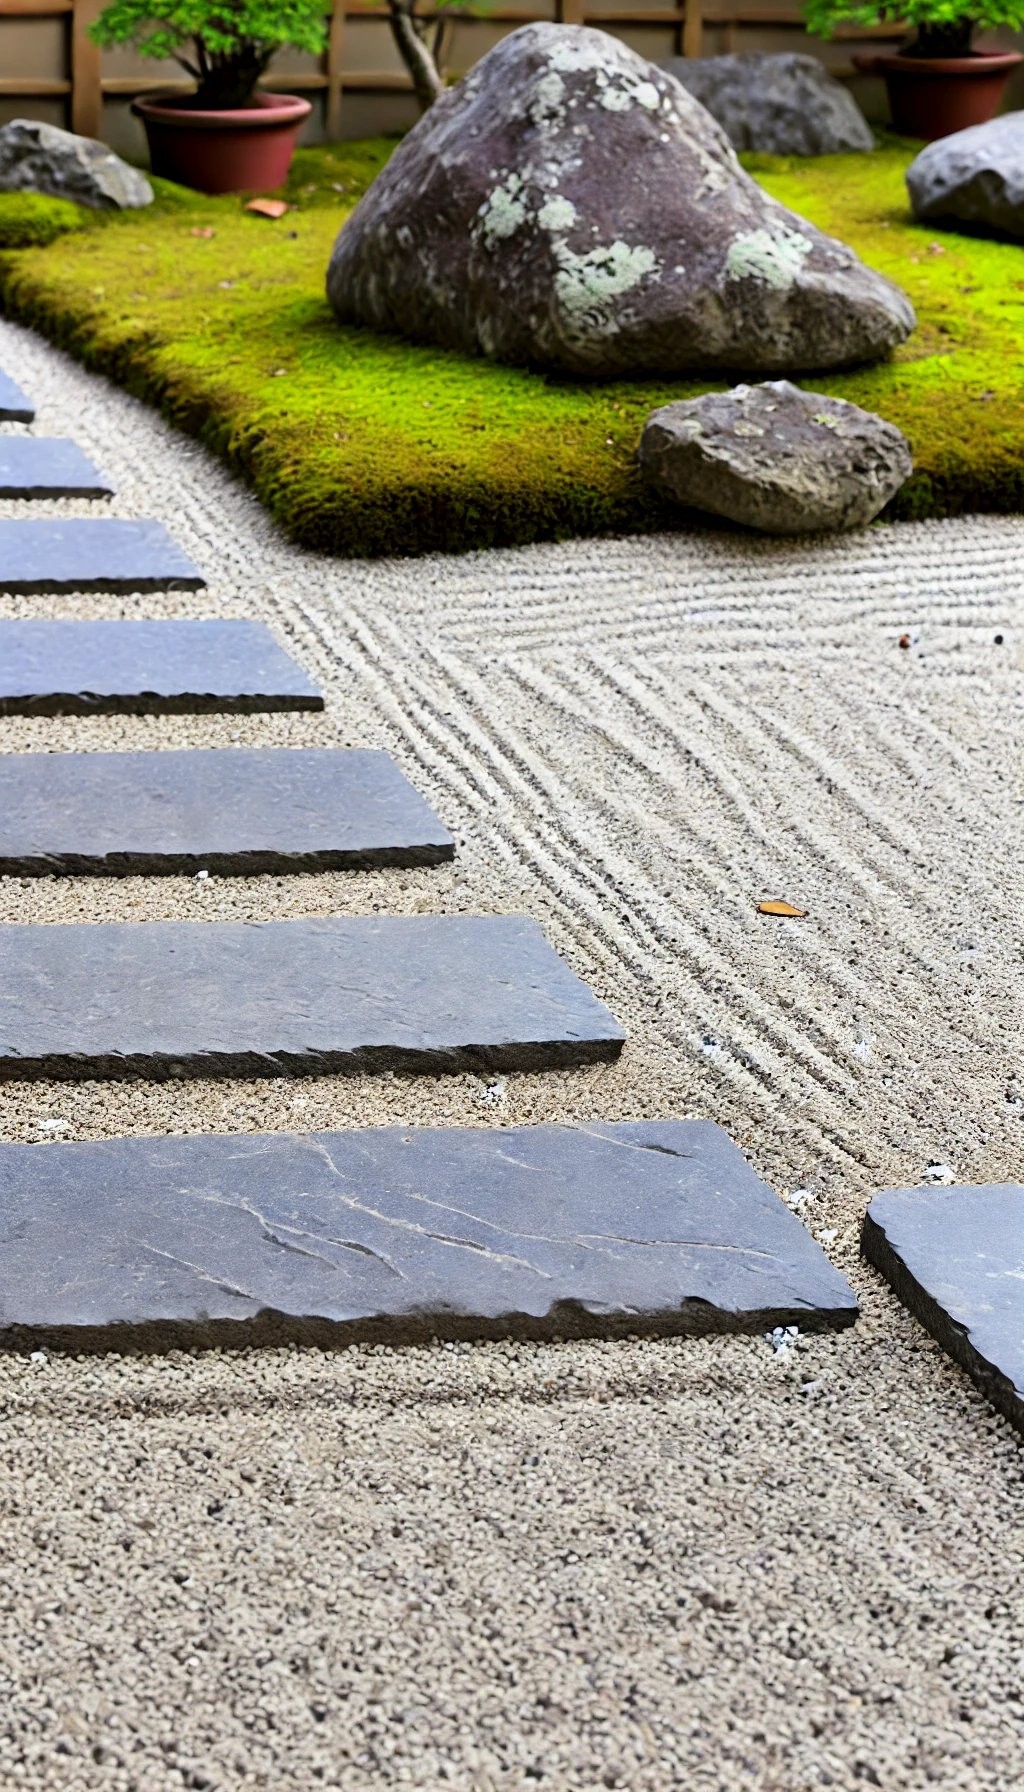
[{"x1": 0, "y1": 315, "x2": 1023, "y2": 1792}]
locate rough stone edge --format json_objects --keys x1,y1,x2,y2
[
  {"x1": 0, "y1": 691, "x2": 325, "y2": 717},
  {"x1": 861, "y1": 1206, "x2": 1023, "y2": 1437},
  {"x1": 0, "y1": 1036, "x2": 626, "y2": 1084},
  {"x1": 0, "y1": 842, "x2": 456, "y2": 877},
  {"x1": 0, "y1": 572, "x2": 206, "y2": 595},
  {"x1": 0, "y1": 1294, "x2": 859, "y2": 1359}
]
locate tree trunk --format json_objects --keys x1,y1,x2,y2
[{"x1": 386, "y1": 0, "x2": 446, "y2": 112}]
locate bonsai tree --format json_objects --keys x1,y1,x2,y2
[
  {"x1": 90, "y1": 0, "x2": 331, "y2": 110},
  {"x1": 803, "y1": 0, "x2": 1024, "y2": 57}
]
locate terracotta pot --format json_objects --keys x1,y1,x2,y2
[
  {"x1": 132, "y1": 91, "x2": 311, "y2": 195},
  {"x1": 853, "y1": 50, "x2": 1023, "y2": 141}
]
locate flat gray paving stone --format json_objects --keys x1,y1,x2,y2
[
  {"x1": 0, "y1": 747, "x2": 454, "y2": 875},
  {"x1": 0, "y1": 369, "x2": 33, "y2": 422},
  {"x1": 0, "y1": 618, "x2": 323, "y2": 715},
  {"x1": 0, "y1": 914, "x2": 624, "y2": 1081},
  {"x1": 864, "y1": 1184, "x2": 1024, "y2": 1435},
  {"x1": 0, "y1": 1119, "x2": 858, "y2": 1351},
  {"x1": 0, "y1": 436, "x2": 113, "y2": 499},
  {"x1": 0, "y1": 519, "x2": 204, "y2": 593}
]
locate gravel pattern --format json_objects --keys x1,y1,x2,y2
[{"x1": 0, "y1": 315, "x2": 1022, "y2": 1792}]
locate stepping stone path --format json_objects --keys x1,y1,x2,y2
[
  {"x1": 0, "y1": 359, "x2": 859, "y2": 1354},
  {"x1": 864, "y1": 1184, "x2": 1024, "y2": 1435},
  {"x1": 0, "y1": 1121, "x2": 859, "y2": 1350},
  {"x1": 0, "y1": 915, "x2": 624, "y2": 1081},
  {"x1": 0, "y1": 747, "x2": 454, "y2": 875},
  {"x1": 0, "y1": 619, "x2": 324, "y2": 715},
  {"x1": 0, "y1": 518, "x2": 205, "y2": 594},
  {"x1": 0, "y1": 436, "x2": 113, "y2": 499},
  {"x1": 0, "y1": 367, "x2": 33, "y2": 421}
]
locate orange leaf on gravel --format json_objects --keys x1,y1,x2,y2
[{"x1": 758, "y1": 901, "x2": 807, "y2": 918}]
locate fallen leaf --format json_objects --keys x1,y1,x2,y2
[
  {"x1": 898, "y1": 632, "x2": 911, "y2": 649},
  {"x1": 245, "y1": 198, "x2": 289, "y2": 219},
  {"x1": 757, "y1": 900, "x2": 807, "y2": 919},
  {"x1": 189, "y1": 226, "x2": 216, "y2": 239}
]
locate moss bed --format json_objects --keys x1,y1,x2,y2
[{"x1": 0, "y1": 139, "x2": 1020, "y2": 556}]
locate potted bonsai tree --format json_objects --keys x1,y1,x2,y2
[
  {"x1": 803, "y1": 0, "x2": 1024, "y2": 139},
  {"x1": 90, "y1": 0, "x2": 331, "y2": 194}
]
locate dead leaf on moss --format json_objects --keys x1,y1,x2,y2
[
  {"x1": 245, "y1": 198, "x2": 290, "y2": 219},
  {"x1": 189, "y1": 226, "x2": 216, "y2": 239},
  {"x1": 757, "y1": 901, "x2": 807, "y2": 919}
]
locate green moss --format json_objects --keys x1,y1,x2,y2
[
  {"x1": 0, "y1": 137, "x2": 1020, "y2": 554},
  {"x1": 0, "y1": 193, "x2": 88, "y2": 248}
]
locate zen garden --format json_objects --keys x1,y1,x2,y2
[{"x1": 0, "y1": 0, "x2": 1020, "y2": 1787}]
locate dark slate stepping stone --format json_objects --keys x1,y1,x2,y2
[
  {"x1": 0, "y1": 914, "x2": 624, "y2": 1082},
  {"x1": 0, "y1": 369, "x2": 33, "y2": 423},
  {"x1": 0, "y1": 519, "x2": 204, "y2": 593},
  {"x1": 0, "y1": 747, "x2": 453, "y2": 875},
  {"x1": 0, "y1": 437, "x2": 113, "y2": 499},
  {"x1": 0, "y1": 1119, "x2": 858, "y2": 1351},
  {"x1": 0, "y1": 619, "x2": 323, "y2": 716},
  {"x1": 864, "y1": 1184, "x2": 1024, "y2": 1435}
]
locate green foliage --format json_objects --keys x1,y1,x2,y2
[
  {"x1": 90, "y1": 0, "x2": 331, "y2": 107},
  {"x1": 0, "y1": 141, "x2": 1021, "y2": 554},
  {"x1": 0, "y1": 193, "x2": 87, "y2": 248},
  {"x1": 803, "y1": 0, "x2": 1024, "y2": 47}
]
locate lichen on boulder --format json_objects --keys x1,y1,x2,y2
[{"x1": 327, "y1": 23, "x2": 914, "y2": 379}]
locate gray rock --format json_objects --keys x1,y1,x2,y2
[
  {"x1": 0, "y1": 367, "x2": 33, "y2": 421},
  {"x1": 327, "y1": 23, "x2": 913, "y2": 379},
  {"x1": 0, "y1": 519, "x2": 204, "y2": 594},
  {"x1": 664, "y1": 53, "x2": 874, "y2": 157},
  {"x1": 0, "y1": 747, "x2": 454, "y2": 876},
  {"x1": 0, "y1": 914, "x2": 625, "y2": 1081},
  {"x1": 906, "y1": 114, "x2": 1024, "y2": 240},
  {"x1": 0, "y1": 437, "x2": 113, "y2": 499},
  {"x1": 0, "y1": 119, "x2": 152, "y2": 210},
  {"x1": 0, "y1": 1120, "x2": 858, "y2": 1350},
  {"x1": 0, "y1": 619, "x2": 323, "y2": 716},
  {"x1": 863, "y1": 1184, "x2": 1024, "y2": 1435},
  {"x1": 639, "y1": 380, "x2": 912, "y2": 534}
]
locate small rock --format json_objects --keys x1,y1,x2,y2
[
  {"x1": 664, "y1": 53, "x2": 874, "y2": 157},
  {"x1": 639, "y1": 380, "x2": 912, "y2": 534},
  {"x1": 0, "y1": 119, "x2": 152, "y2": 211},
  {"x1": 907, "y1": 115, "x2": 1024, "y2": 240}
]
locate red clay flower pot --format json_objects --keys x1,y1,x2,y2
[
  {"x1": 853, "y1": 50, "x2": 1023, "y2": 142},
  {"x1": 132, "y1": 91, "x2": 312, "y2": 195}
]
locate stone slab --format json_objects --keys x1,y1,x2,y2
[
  {"x1": 0, "y1": 1120, "x2": 859, "y2": 1350},
  {"x1": 0, "y1": 914, "x2": 624, "y2": 1082},
  {"x1": 0, "y1": 747, "x2": 454, "y2": 875},
  {"x1": 863, "y1": 1184, "x2": 1024, "y2": 1436},
  {"x1": 0, "y1": 436, "x2": 113, "y2": 499},
  {"x1": 0, "y1": 519, "x2": 204, "y2": 593},
  {"x1": 0, "y1": 619, "x2": 323, "y2": 715},
  {"x1": 0, "y1": 369, "x2": 33, "y2": 422}
]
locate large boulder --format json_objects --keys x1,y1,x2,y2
[
  {"x1": 0, "y1": 120, "x2": 152, "y2": 211},
  {"x1": 638, "y1": 382, "x2": 912, "y2": 534},
  {"x1": 327, "y1": 24, "x2": 913, "y2": 379},
  {"x1": 663, "y1": 53, "x2": 874, "y2": 157},
  {"x1": 906, "y1": 114, "x2": 1024, "y2": 240}
]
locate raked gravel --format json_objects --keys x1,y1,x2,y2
[{"x1": 0, "y1": 315, "x2": 1022, "y2": 1792}]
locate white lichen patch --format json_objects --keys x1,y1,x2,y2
[
  {"x1": 725, "y1": 228, "x2": 812, "y2": 291},
  {"x1": 600, "y1": 78, "x2": 661, "y2": 113},
  {"x1": 475, "y1": 172, "x2": 529, "y2": 247},
  {"x1": 553, "y1": 239, "x2": 659, "y2": 339},
  {"x1": 538, "y1": 195, "x2": 577, "y2": 232},
  {"x1": 530, "y1": 71, "x2": 566, "y2": 128}
]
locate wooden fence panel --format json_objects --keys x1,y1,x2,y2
[{"x1": 0, "y1": 0, "x2": 936, "y2": 148}]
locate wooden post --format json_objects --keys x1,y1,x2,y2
[
  {"x1": 71, "y1": 0, "x2": 103, "y2": 138},
  {"x1": 325, "y1": 0, "x2": 345, "y2": 140},
  {"x1": 682, "y1": 1, "x2": 703, "y2": 58},
  {"x1": 556, "y1": 0, "x2": 585, "y2": 24}
]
